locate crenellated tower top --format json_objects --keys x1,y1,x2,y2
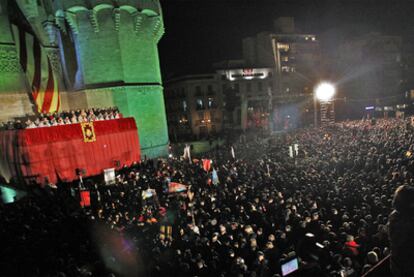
[
  {"x1": 3, "y1": 0, "x2": 169, "y2": 157},
  {"x1": 16, "y1": 0, "x2": 164, "y2": 44}
]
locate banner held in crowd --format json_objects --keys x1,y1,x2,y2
[
  {"x1": 212, "y1": 168, "x2": 219, "y2": 185},
  {"x1": 168, "y1": 182, "x2": 187, "y2": 194},
  {"x1": 202, "y1": 159, "x2": 212, "y2": 172}
]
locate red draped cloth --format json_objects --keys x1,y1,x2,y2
[{"x1": 0, "y1": 118, "x2": 140, "y2": 185}]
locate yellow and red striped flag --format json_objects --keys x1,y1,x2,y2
[{"x1": 12, "y1": 25, "x2": 60, "y2": 113}]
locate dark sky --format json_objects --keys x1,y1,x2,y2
[{"x1": 158, "y1": 0, "x2": 414, "y2": 78}]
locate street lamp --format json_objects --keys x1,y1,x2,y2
[
  {"x1": 314, "y1": 82, "x2": 336, "y2": 127},
  {"x1": 315, "y1": 83, "x2": 336, "y2": 102}
]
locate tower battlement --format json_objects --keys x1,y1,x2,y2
[
  {"x1": 0, "y1": 0, "x2": 169, "y2": 157},
  {"x1": 56, "y1": 2, "x2": 164, "y2": 40}
]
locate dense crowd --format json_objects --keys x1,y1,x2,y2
[
  {"x1": 1, "y1": 117, "x2": 414, "y2": 277},
  {"x1": 0, "y1": 107, "x2": 122, "y2": 130}
]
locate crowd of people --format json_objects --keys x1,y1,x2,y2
[
  {"x1": 0, "y1": 107, "x2": 122, "y2": 130},
  {"x1": 1, "y1": 117, "x2": 414, "y2": 277}
]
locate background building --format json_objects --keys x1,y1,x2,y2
[
  {"x1": 164, "y1": 17, "x2": 322, "y2": 139},
  {"x1": 0, "y1": 0, "x2": 168, "y2": 157},
  {"x1": 402, "y1": 41, "x2": 414, "y2": 95},
  {"x1": 164, "y1": 67, "x2": 275, "y2": 140},
  {"x1": 164, "y1": 74, "x2": 223, "y2": 141},
  {"x1": 334, "y1": 33, "x2": 403, "y2": 119},
  {"x1": 242, "y1": 17, "x2": 322, "y2": 96},
  {"x1": 336, "y1": 33, "x2": 402, "y2": 98},
  {"x1": 216, "y1": 67, "x2": 275, "y2": 131}
]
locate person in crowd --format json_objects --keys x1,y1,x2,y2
[
  {"x1": 70, "y1": 114, "x2": 78, "y2": 124},
  {"x1": 388, "y1": 185, "x2": 414, "y2": 276},
  {"x1": 25, "y1": 119, "x2": 36, "y2": 128},
  {"x1": 0, "y1": 107, "x2": 123, "y2": 130},
  {"x1": 64, "y1": 116, "x2": 71, "y2": 125},
  {"x1": 38, "y1": 117, "x2": 50, "y2": 127},
  {"x1": 57, "y1": 117, "x2": 65, "y2": 125},
  {"x1": 0, "y1": 117, "x2": 413, "y2": 276}
]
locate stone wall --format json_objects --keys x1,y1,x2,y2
[
  {"x1": 0, "y1": 8, "x2": 34, "y2": 122},
  {"x1": 56, "y1": 2, "x2": 168, "y2": 157}
]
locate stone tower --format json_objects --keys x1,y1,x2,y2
[
  {"x1": 1, "y1": 0, "x2": 169, "y2": 157},
  {"x1": 0, "y1": 0, "x2": 33, "y2": 119}
]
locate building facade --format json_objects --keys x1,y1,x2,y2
[
  {"x1": 0, "y1": 0, "x2": 168, "y2": 157},
  {"x1": 336, "y1": 33, "x2": 402, "y2": 99},
  {"x1": 242, "y1": 17, "x2": 321, "y2": 96},
  {"x1": 165, "y1": 17, "x2": 322, "y2": 138},
  {"x1": 164, "y1": 67, "x2": 275, "y2": 140},
  {"x1": 164, "y1": 74, "x2": 223, "y2": 140},
  {"x1": 217, "y1": 67, "x2": 275, "y2": 130},
  {"x1": 271, "y1": 33, "x2": 321, "y2": 96}
]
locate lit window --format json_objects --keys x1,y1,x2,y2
[
  {"x1": 182, "y1": 100, "x2": 187, "y2": 112},
  {"x1": 281, "y1": 66, "x2": 290, "y2": 72},
  {"x1": 282, "y1": 56, "x2": 289, "y2": 62},
  {"x1": 208, "y1": 97, "x2": 216, "y2": 109},
  {"x1": 277, "y1": 43, "x2": 290, "y2": 51},
  {"x1": 179, "y1": 115, "x2": 189, "y2": 125},
  {"x1": 311, "y1": 37, "x2": 316, "y2": 41},
  {"x1": 196, "y1": 99, "x2": 204, "y2": 110}
]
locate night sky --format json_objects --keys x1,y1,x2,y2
[{"x1": 158, "y1": 0, "x2": 414, "y2": 78}]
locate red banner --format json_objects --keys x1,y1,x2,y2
[
  {"x1": 168, "y1": 182, "x2": 187, "y2": 194},
  {"x1": 0, "y1": 118, "x2": 140, "y2": 185},
  {"x1": 202, "y1": 159, "x2": 212, "y2": 172}
]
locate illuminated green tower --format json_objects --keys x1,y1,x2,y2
[
  {"x1": 0, "y1": 0, "x2": 34, "y2": 120},
  {"x1": 8, "y1": 0, "x2": 169, "y2": 157}
]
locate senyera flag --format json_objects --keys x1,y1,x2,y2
[
  {"x1": 12, "y1": 24, "x2": 60, "y2": 113},
  {"x1": 168, "y1": 182, "x2": 187, "y2": 194},
  {"x1": 202, "y1": 159, "x2": 212, "y2": 172},
  {"x1": 80, "y1": 190, "x2": 91, "y2": 207}
]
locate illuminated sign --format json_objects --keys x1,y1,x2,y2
[
  {"x1": 225, "y1": 68, "x2": 270, "y2": 81},
  {"x1": 231, "y1": 72, "x2": 265, "y2": 78},
  {"x1": 365, "y1": 106, "x2": 375, "y2": 110},
  {"x1": 243, "y1": 68, "x2": 253, "y2": 76}
]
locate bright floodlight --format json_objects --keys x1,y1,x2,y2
[{"x1": 315, "y1": 82, "x2": 336, "y2": 101}]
